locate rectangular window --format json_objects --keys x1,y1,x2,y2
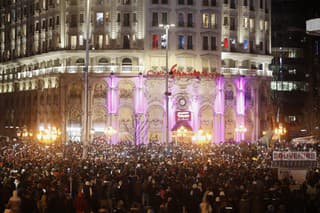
[
  {"x1": 152, "y1": 34, "x2": 159, "y2": 49},
  {"x1": 56, "y1": 16, "x2": 60, "y2": 25},
  {"x1": 123, "y1": 13, "x2": 130, "y2": 26},
  {"x1": 211, "y1": 36, "x2": 216, "y2": 50},
  {"x1": 249, "y1": 18, "x2": 254, "y2": 32},
  {"x1": 152, "y1": 0, "x2": 159, "y2": 3},
  {"x1": 230, "y1": 0, "x2": 236, "y2": 8},
  {"x1": 152, "y1": 13, "x2": 158, "y2": 26},
  {"x1": 178, "y1": 0, "x2": 184, "y2": 5},
  {"x1": 70, "y1": 14, "x2": 77, "y2": 27},
  {"x1": 187, "y1": 13, "x2": 193, "y2": 27},
  {"x1": 230, "y1": 17, "x2": 236, "y2": 30},
  {"x1": 202, "y1": 13, "x2": 209, "y2": 28},
  {"x1": 162, "y1": 0, "x2": 168, "y2": 3},
  {"x1": 260, "y1": 0, "x2": 263, "y2": 9},
  {"x1": 211, "y1": 0, "x2": 217, "y2": 6},
  {"x1": 187, "y1": 0, "x2": 193, "y2": 5},
  {"x1": 244, "y1": 0, "x2": 248, "y2": 6},
  {"x1": 259, "y1": 20, "x2": 264, "y2": 31},
  {"x1": 80, "y1": 14, "x2": 84, "y2": 23},
  {"x1": 178, "y1": 35, "x2": 185, "y2": 49},
  {"x1": 117, "y1": 13, "x2": 120, "y2": 22},
  {"x1": 203, "y1": 0, "x2": 209, "y2": 6},
  {"x1": 162, "y1": 13, "x2": 168, "y2": 25},
  {"x1": 244, "y1": 17, "x2": 248, "y2": 28},
  {"x1": 203, "y1": 36, "x2": 209, "y2": 50},
  {"x1": 187, "y1": 35, "x2": 193, "y2": 49},
  {"x1": 96, "y1": 12, "x2": 103, "y2": 25},
  {"x1": 260, "y1": 41, "x2": 263, "y2": 50},
  {"x1": 211, "y1": 14, "x2": 216, "y2": 28},
  {"x1": 223, "y1": 17, "x2": 228, "y2": 26},
  {"x1": 71, "y1": 35, "x2": 77, "y2": 49},
  {"x1": 250, "y1": 0, "x2": 254, "y2": 10}
]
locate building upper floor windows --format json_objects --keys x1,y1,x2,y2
[
  {"x1": 123, "y1": 13, "x2": 130, "y2": 27},
  {"x1": 187, "y1": 0, "x2": 193, "y2": 5},
  {"x1": 152, "y1": 13, "x2": 158, "y2": 26},
  {"x1": 152, "y1": 0, "x2": 168, "y2": 4},
  {"x1": 243, "y1": 0, "x2": 248, "y2": 6},
  {"x1": 178, "y1": 0, "x2": 184, "y2": 5},
  {"x1": 230, "y1": 0, "x2": 236, "y2": 9},
  {"x1": 203, "y1": 14, "x2": 209, "y2": 28},
  {"x1": 96, "y1": 12, "x2": 103, "y2": 25},
  {"x1": 122, "y1": 0, "x2": 131, "y2": 5},
  {"x1": 250, "y1": 0, "x2": 254, "y2": 10}
]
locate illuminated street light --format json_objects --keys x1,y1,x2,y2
[
  {"x1": 36, "y1": 126, "x2": 61, "y2": 145},
  {"x1": 176, "y1": 126, "x2": 188, "y2": 144},
  {"x1": 235, "y1": 125, "x2": 247, "y2": 142},
  {"x1": 159, "y1": 23, "x2": 175, "y2": 147},
  {"x1": 192, "y1": 129, "x2": 212, "y2": 145},
  {"x1": 274, "y1": 123, "x2": 286, "y2": 142},
  {"x1": 104, "y1": 126, "x2": 117, "y2": 144}
]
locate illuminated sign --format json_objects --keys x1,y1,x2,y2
[
  {"x1": 273, "y1": 152, "x2": 317, "y2": 161},
  {"x1": 176, "y1": 111, "x2": 191, "y2": 121},
  {"x1": 147, "y1": 64, "x2": 221, "y2": 79}
]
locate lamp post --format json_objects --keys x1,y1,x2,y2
[
  {"x1": 192, "y1": 129, "x2": 212, "y2": 145},
  {"x1": 235, "y1": 125, "x2": 247, "y2": 142},
  {"x1": 159, "y1": 23, "x2": 175, "y2": 147},
  {"x1": 274, "y1": 123, "x2": 286, "y2": 143},
  {"x1": 83, "y1": 0, "x2": 91, "y2": 159},
  {"x1": 177, "y1": 126, "x2": 188, "y2": 145}
]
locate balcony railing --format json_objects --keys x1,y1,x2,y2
[{"x1": 221, "y1": 67, "x2": 273, "y2": 77}]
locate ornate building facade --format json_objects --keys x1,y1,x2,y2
[{"x1": 0, "y1": 0, "x2": 273, "y2": 144}]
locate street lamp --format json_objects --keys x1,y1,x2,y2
[
  {"x1": 235, "y1": 125, "x2": 247, "y2": 142},
  {"x1": 83, "y1": 0, "x2": 91, "y2": 158},
  {"x1": 36, "y1": 126, "x2": 61, "y2": 145},
  {"x1": 104, "y1": 126, "x2": 117, "y2": 144},
  {"x1": 274, "y1": 123, "x2": 286, "y2": 142},
  {"x1": 159, "y1": 23, "x2": 175, "y2": 147},
  {"x1": 192, "y1": 129, "x2": 212, "y2": 145},
  {"x1": 176, "y1": 126, "x2": 188, "y2": 145}
]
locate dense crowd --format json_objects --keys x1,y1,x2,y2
[{"x1": 0, "y1": 138, "x2": 320, "y2": 213}]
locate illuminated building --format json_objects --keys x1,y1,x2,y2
[{"x1": 0, "y1": 0, "x2": 273, "y2": 144}]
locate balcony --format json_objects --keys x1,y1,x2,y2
[{"x1": 221, "y1": 67, "x2": 273, "y2": 77}]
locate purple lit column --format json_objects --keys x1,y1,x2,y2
[
  {"x1": 134, "y1": 74, "x2": 146, "y2": 145},
  {"x1": 107, "y1": 75, "x2": 118, "y2": 144},
  {"x1": 191, "y1": 96, "x2": 199, "y2": 134},
  {"x1": 236, "y1": 77, "x2": 246, "y2": 142},
  {"x1": 214, "y1": 77, "x2": 224, "y2": 143}
]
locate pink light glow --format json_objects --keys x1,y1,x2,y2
[
  {"x1": 108, "y1": 75, "x2": 118, "y2": 114},
  {"x1": 134, "y1": 75, "x2": 145, "y2": 114},
  {"x1": 236, "y1": 77, "x2": 245, "y2": 115},
  {"x1": 214, "y1": 77, "x2": 224, "y2": 114}
]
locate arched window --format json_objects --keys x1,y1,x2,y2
[
  {"x1": 98, "y1": 58, "x2": 110, "y2": 64},
  {"x1": 122, "y1": 58, "x2": 132, "y2": 72},
  {"x1": 76, "y1": 58, "x2": 85, "y2": 64}
]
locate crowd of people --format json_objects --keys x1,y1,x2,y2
[{"x1": 0, "y1": 138, "x2": 320, "y2": 213}]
